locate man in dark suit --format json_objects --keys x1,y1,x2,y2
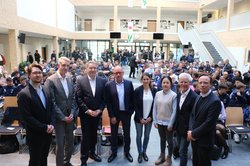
[
  {"x1": 175, "y1": 73, "x2": 197, "y2": 166},
  {"x1": 105, "y1": 65, "x2": 134, "y2": 163},
  {"x1": 76, "y1": 61, "x2": 106, "y2": 166},
  {"x1": 188, "y1": 75, "x2": 221, "y2": 166},
  {"x1": 46, "y1": 57, "x2": 77, "y2": 166},
  {"x1": 17, "y1": 64, "x2": 55, "y2": 166}
]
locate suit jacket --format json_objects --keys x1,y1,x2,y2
[
  {"x1": 105, "y1": 79, "x2": 134, "y2": 118},
  {"x1": 46, "y1": 73, "x2": 77, "y2": 121},
  {"x1": 189, "y1": 92, "x2": 221, "y2": 147},
  {"x1": 134, "y1": 85, "x2": 157, "y2": 123},
  {"x1": 17, "y1": 83, "x2": 55, "y2": 136},
  {"x1": 76, "y1": 75, "x2": 106, "y2": 117},
  {"x1": 175, "y1": 89, "x2": 197, "y2": 137}
]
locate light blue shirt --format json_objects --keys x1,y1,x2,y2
[
  {"x1": 116, "y1": 80, "x2": 125, "y2": 111},
  {"x1": 37, "y1": 85, "x2": 46, "y2": 109}
]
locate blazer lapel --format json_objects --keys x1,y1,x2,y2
[
  {"x1": 30, "y1": 85, "x2": 46, "y2": 111},
  {"x1": 191, "y1": 95, "x2": 201, "y2": 118},
  {"x1": 84, "y1": 76, "x2": 94, "y2": 97}
]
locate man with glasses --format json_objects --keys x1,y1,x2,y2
[
  {"x1": 105, "y1": 66, "x2": 134, "y2": 163},
  {"x1": 17, "y1": 64, "x2": 55, "y2": 166}
]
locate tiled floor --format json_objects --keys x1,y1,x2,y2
[{"x1": 1, "y1": 66, "x2": 250, "y2": 166}]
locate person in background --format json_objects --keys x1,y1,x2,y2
[
  {"x1": 27, "y1": 52, "x2": 34, "y2": 64},
  {"x1": 153, "y1": 76, "x2": 177, "y2": 166},
  {"x1": 188, "y1": 75, "x2": 221, "y2": 166},
  {"x1": 51, "y1": 50, "x2": 57, "y2": 62},
  {"x1": 14, "y1": 75, "x2": 27, "y2": 94},
  {"x1": 17, "y1": 64, "x2": 55, "y2": 166},
  {"x1": 105, "y1": 66, "x2": 134, "y2": 163},
  {"x1": 3, "y1": 77, "x2": 16, "y2": 96},
  {"x1": 134, "y1": 72, "x2": 157, "y2": 163},
  {"x1": 175, "y1": 73, "x2": 197, "y2": 166},
  {"x1": 34, "y1": 50, "x2": 41, "y2": 64},
  {"x1": 46, "y1": 57, "x2": 77, "y2": 166}
]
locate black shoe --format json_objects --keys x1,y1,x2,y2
[
  {"x1": 142, "y1": 153, "x2": 148, "y2": 161},
  {"x1": 89, "y1": 153, "x2": 102, "y2": 162},
  {"x1": 221, "y1": 147, "x2": 229, "y2": 159},
  {"x1": 108, "y1": 153, "x2": 117, "y2": 163},
  {"x1": 63, "y1": 163, "x2": 73, "y2": 166},
  {"x1": 138, "y1": 154, "x2": 143, "y2": 163},
  {"x1": 80, "y1": 162, "x2": 87, "y2": 166},
  {"x1": 125, "y1": 153, "x2": 133, "y2": 162}
]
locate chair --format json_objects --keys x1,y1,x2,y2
[
  {"x1": 0, "y1": 96, "x2": 23, "y2": 153},
  {"x1": 225, "y1": 107, "x2": 250, "y2": 152},
  {"x1": 100, "y1": 108, "x2": 123, "y2": 154}
]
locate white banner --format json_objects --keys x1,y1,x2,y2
[
  {"x1": 128, "y1": 0, "x2": 133, "y2": 7},
  {"x1": 128, "y1": 21, "x2": 134, "y2": 42},
  {"x1": 141, "y1": 0, "x2": 147, "y2": 9}
]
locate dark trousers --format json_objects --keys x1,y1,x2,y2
[
  {"x1": 27, "y1": 133, "x2": 52, "y2": 166},
  {"x1": 177, "y1": 133, "x2": 190, "y2": 166},
  {"x1": 191, "y1": 141, "x2": 212, "y2": 166},
  {"x1": 157, "y1": 124, "x2": 173, "y2": 156},
  {"x1": 129, "y1": 66, "x2": 135, "y2": 78},
  {"x1": 111, "y1": 111, "x2": 131, "y2": 154},
  {"x1": 80, "y1": 115, "x2": 99, "y2": 163}
]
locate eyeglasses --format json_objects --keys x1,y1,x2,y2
[{"x1": 113, "y1": 72, "x2": 123, "y2": 75}]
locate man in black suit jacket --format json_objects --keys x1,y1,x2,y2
[
  {"x1": 175, "y1": 73, "x2": 197, "y2": 166},
  {"x1": 76, "y1": 61, "x2": 106, "y2": 166},
  {"x1": 17, "y1": 64, "x2": 55, "y2": 166},
  {"x1": 105, "y1": 65, "x2": 134, "y2": 163},
  {"x1": 188, "y1": 75, "x2": 221, "y2": 166}
]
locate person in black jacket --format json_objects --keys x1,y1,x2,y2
[
  {"x1": 175, "y1": 73, "x2": 197, "y2": 166},
  {"x1": 134, "y1": 72, "x2": 157, "y2": 163},
  {"x1": 17, "y1": 64, "x2": 55, "y2": 166},
  {"x1": 188, "y1": 75, "x2": 221, "y2": 166},
  {"x1": 129, "y1": 54, "x2": 137, "y2": 78}
]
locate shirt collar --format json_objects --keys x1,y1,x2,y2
[
  {"x1": 115, "y1": 79, "x2": 124, "y2": 85},
  {"x1": 181, "y1": 88, "x2": 190, "y2": 96},
  {"x1": 200, "y1": 89, "x2": 211, "y2": 98},
  {"x1": 87, "y1": 75, "x2": 96, "y2": 81},
  {"x1": 57, "y1": 71, "x2": 66, "y2": 79}
]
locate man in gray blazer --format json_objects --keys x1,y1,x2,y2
[{"x1": 46, "y1": 57, "x2": 77, "y2": 166}]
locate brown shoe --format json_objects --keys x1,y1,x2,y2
[
  {"x1": 163, "y1": 155, "x2": 172, "y2": 166},
  {"x1": 155, "y1": 153, "x2": 165, "y2": 165}
]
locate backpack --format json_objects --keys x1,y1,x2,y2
[{"x1": 0, "y1": 135, "x2": 19, "y2": 154}]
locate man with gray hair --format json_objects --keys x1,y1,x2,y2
[
  {"x1": 46, "y1": 57, "x2": 78, "y2": 166},
  {"x1": 175, "y1": 73, "x2": 198, "y2": 166}
]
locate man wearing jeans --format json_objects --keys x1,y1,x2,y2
[{"x1": 175, "y1": 73, "x2": 197, "y2": 166}]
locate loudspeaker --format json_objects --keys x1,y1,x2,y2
[
  {"x1": 207, "y1": 13, "x2": 212, "y2": 18},
  {"x1": 18, "y1": 33, "x2": 26, "y2": 44},
  {"x1": 183, "y1": 45, "x2": 189, "y2": 48},
  {"x1": 153, "y1": 33, "x2": 164, "y2": 40},
  {"x1": 110, "y1": 32, "x2": 121, "y2": 39}
]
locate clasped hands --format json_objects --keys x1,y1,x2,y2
[{"x1": 86, "y1": 109, "x2": 102, "y2": 117}]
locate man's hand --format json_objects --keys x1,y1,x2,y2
[
  {"x1": 111, "y1": 117, "x2": 117, "y2": 125},
  {"x1": 187, "y1": 130, "x2": 196, "y2": 141},
  {"x1": 64, "y1": 115, "x2": 73, "y2": 124},
  {"x1": 47, "y1": 125, "x2": 54, "y2": 133},
  {"x1": 140, "y1": 119, "x2": 147, "y2": 124}
]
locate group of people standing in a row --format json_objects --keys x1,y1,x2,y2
[{"x1": 17, "y1": 56, "x2": 221, "y2": 166}]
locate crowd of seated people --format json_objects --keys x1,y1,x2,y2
[{"x1": 0, "y1": 48, "x2": 250, "y2": 164}]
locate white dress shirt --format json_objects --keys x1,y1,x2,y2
[{"x1": 88, "y1": 75, "x2": 96, "y2": 97}]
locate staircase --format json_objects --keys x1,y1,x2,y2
[{"x1": 203, "y1": 41, "x2": 223, "y2": 64}]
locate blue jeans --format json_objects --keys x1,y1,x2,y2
[
  {"x1": 135, "y1": 121, "x2": 152, "y2": 154},
  {"x1": 177, "y1": 133, "x2": 190, "y2": 166}
]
